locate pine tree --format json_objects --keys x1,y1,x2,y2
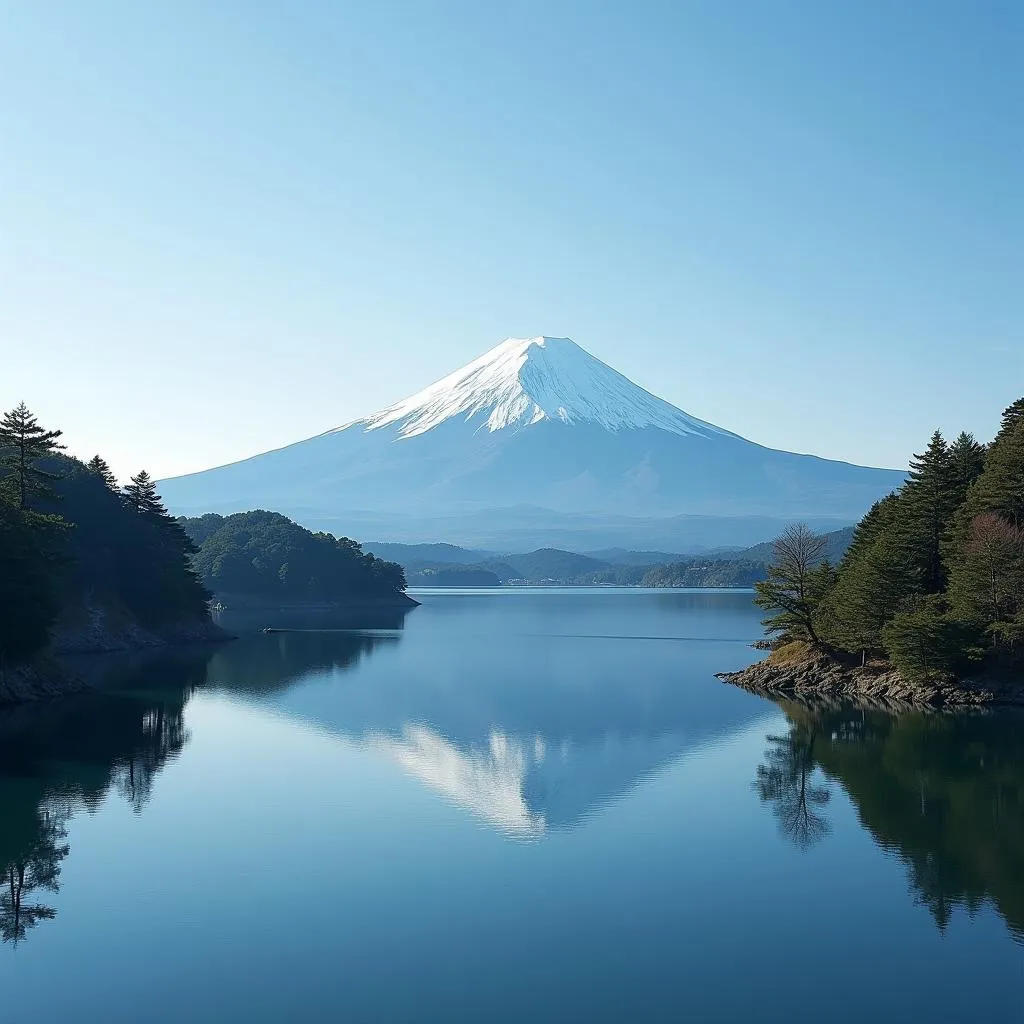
[
  {"x1": 902, "y1": 430, "x2": 955, "y2": 592},
  {"x1": 122, "y1": 471, "x2": 166, "y2": 517},
  {"x1": 827, "y1": 527, "x2": 916, "y2": 659},
  {"x1": 959, "y1": 403, "x2": 1024, "y2": 528},
  {"x1": 947, "y1": 432, "x2": 986, "y2": 500},
  {"x1": 0, "y1": 500, "x2": 61, "y2": 668},
  {"x1": 86, "y1": 455, "x2": 118, "y2": 491},
  {"x1": 0, "y1": 403, "x2": 65, "y2": 509},
  {"x1": 881, "y1": 599, "x2": 974, "y2": 681},
  {"x1": 948, "y1": 512, "x2": 1024, "y2": 638},
  {"x1": 994, "y1": 397, "x2": 1024, "y2": 444}
]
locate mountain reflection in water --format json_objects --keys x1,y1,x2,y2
[{"x1": 2, "y1": 596, "x2": 1023, "y2": 960}]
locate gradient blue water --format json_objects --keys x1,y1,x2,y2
[{"x1": 1, "y1": 590, "x2": 1021, "y2": 1022}]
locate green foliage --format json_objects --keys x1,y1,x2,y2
[
  {"x1": 408, "y1": 567, "x2": 501, "y2": 587},
  {"x1": 947, "y1": 512, "x2": 1024, "y2": 637},
  {"x1": 796, "y1": 396, "x2": 1024, "y2": 679},
  {"x1": 181, "y1": 511, "x2": 407, "y2": 603},
  {"x1": 947, "y1": 432, "x2": 986, "y2": 497},
  {"x1": 902, "y1": 430, "x2": 955, "y2": 592},
  {"x1": 0, "y1": 403, "x2": 214, "y2": 669},
  {"x1": 825, "y1": 498, "x2": 917, "y2": 654},
  {"x1": 881, "y1": 600, "x2": 978, "y2": 681},
  {"x1": 0, "y1": 502, "x2": 62, "y2": 665},
  {"x1": 640, "y1": 558, "x2": 767, "y2": 588},
  {"x1": 767, "y1": 706, "x2": 1024, "y2": 936},
  {"x1": 370, "y1": 529, "x2": 858, "y2": 589},
  {"x1": 754, "y1": 523, "x2": 834, "y2": 645},
  {"x1": 961, "y1": 416, "x2": 1024, "y2": 528},
  {"x1": 0, "y1": 402, "x2": 65, "y2": 510},
  {"x1": 86, "y1": 455, "x2": 118, "y2": 491}
]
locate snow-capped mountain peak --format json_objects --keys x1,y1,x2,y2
[{"x1": 347, "y1": 335, "x2": 733, "y2": 439}]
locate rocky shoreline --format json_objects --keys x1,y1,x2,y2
[
  {"x1": 716, "y1": 652, "x2": 1024, "y2": 711},
  {"x1": 52, "y1": 608, "x2": 230, "y2": 655},
  {"x1": 1, "y1": 614, "x2": 232, "y2": 707}
]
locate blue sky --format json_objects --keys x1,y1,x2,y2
[{"x1": 1, "y1": 0, "x2": 1020, "y2": 480}]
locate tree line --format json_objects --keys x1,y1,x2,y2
[
  {"x1": 756, "y1": 397, "x2": 1024, "y2": 680},
  {"x1": 0, "y1": 403, "x2": 211, "y2": 671}
]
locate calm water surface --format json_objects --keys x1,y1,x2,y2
[{"x1": 1, "y1": 589, "x2": 1022, "y2": 1022}]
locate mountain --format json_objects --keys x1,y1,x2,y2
[
  {"x1": 362, "y1": 541, "x2": 497, "y2": 567},
  {"x1": 369, "y1": 526, "x2": 859, "y2": 587},
  {"x1": 159, "y1": 336, "x2": 905, "y2": 547},
  {"x1": 736, "y1": 525, "x2": 856, "y2": 566}
]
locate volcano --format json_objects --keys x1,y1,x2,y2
[{"x1": 159, "y1": 336, "x2": 903, "y2": 548}]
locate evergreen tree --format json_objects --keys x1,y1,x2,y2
[
  {"x1": 902, "y1": 430, "x2": 955, "y2": 593},
  {"x1": 947, "y1": 432, "x2": 986, "y2": 499},
  {"x1": 0, "y1": 501, "x2": 61, "y2": 669},
  {"x1": 948, "y1": 513, "x2": 1024, "y2": 639},
  {"x1": 994, "y1": 397, "x2": 1024, "y2": 444},
  {"x1": 86, "y1": 455, "x2": 118, "y2": 491},
  {"x1": 960, "y1": 406, "x2": 1024, "y2": 528},
  {"x1": 881, "y1": 599, "x2": 975, "y2": 681},
  {"x1": 827, "y1": 527, "x2": 916, "y2": 659},
  {"x1": 825, "y1": 492, "x2": 917, "y2": 659},
  {"x1": 754, "y1": 524, "x2": 831, "y2": 645},
  {"x1": 0, "y1": 403, "x2": 65, "y2": 509},
  {"x1": 123, "y1": 471, "x2": 166, "y2": 517}
]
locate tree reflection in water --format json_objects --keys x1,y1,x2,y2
[
  {"x1": 0, "y1": 622, "x2": 405, "y2": 946},
  {"x1": 0, "y1": 652, "x2": 203, "y2": 945},
  {"x1": 0, "y1": 805, "x2": 69, "y2": 945},
  {"x1": 754, "y1": 724, "x2": 831, "y2": 849},
  {"x1": 756, "y1": 702, "x2": 1024, "y2": 941}
]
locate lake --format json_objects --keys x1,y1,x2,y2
[{"x1": 1, "y1": 589, "x2": 1022, "y2": 1022}]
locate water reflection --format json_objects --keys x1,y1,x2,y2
[
  {"x1": 0, "y1": 619, "x2": 407, "y2": 946},
  {"x1": 368, "y1": 726, "x2": 547, "y2": 837},
  {"x1": 5, "y1": 603, "x2": 1024, "y2": 959},
  {"x1": 0, "y1": 650, "x2": 207, "y2": 944},
  {"x1": 754, "y1": 723, "x2": 831, "y2": 849},
  {"x1": 0, "y1": 805, "x2": 67, "y2": 945},
  {"x1": 213, "y1": 628, "x2": 760, "y2": 835},
  {"x1": 756, "y1": 703, "x2": 1024, "y2": 940}
]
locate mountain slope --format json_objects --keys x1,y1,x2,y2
[{"x1": 159, "y1": 336, "x2": 904, "y2": 545}]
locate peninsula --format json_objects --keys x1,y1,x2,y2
[{"x1": 719, "y1": 398, "x2": 1024, "y2": 710}]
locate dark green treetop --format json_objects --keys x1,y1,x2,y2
[
  {"x1": 0, "y1": 403, "x2": 65, "y2": 509},
  {"x1": 86, "y1": 455, "x2": 118, "y2": 491}
]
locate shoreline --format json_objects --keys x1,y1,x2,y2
[
  {"x1": 210, "y1": 592, "x2": 420, "y2": 611},
  {"x1": 1, "y1": 620, "x2": 234, "y2": 707},
  {"x1": 716, "y1": 651, "x2": 1024, "y2": 711}
]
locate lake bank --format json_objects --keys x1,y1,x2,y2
[
  {"x1": 211, "y1": 591, "x2": 420, "y2": 611},
  {"x1": 1, "y1": 622, "x2": 232, "y2": 706},
  {"x1": 717, "y1": 648, "x2": 1024, "y2": 710}
]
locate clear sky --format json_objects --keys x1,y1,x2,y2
[{"x1": 1, "y1": 0, "x2": 1020, "y2": 481}]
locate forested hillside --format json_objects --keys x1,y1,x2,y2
[
  {"x1": 0, "y1": 403, "x2": 215, "y2": 676},
  {"x1": 755, "y1": 399, "x2": 1024, "y2": 681},
  {"x1": 180, "y1": 511, "x2": 409, "y2": 605},
  {"x1": 375, "y1": 529, "x2": 857, "y2": 588}
]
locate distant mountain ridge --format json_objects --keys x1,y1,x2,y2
[
  {"x1": 373, "y1": 526, "x2": 855, "y2": 588},
  {"x1": 159, "y1": 336, "x2": 904, "y2": 549}
]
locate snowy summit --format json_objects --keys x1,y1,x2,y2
[
  {"x1": 345, "y1": 336, "x2": 733, "y2": 440},
  {"x1": 158, "y1": 332, "x2": 906, "y2": 544}
]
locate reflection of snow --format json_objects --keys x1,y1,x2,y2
[
  {"x1": 367, "y1": 722, "x2": 698, "y2": 840},
  {"x1": 368, "y1": 726, "x2": 546, "y2": 838}
]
